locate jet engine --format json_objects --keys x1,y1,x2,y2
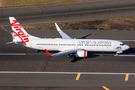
[{"x1": 75, "y1": 50, "x2": 87, "y2": 57}]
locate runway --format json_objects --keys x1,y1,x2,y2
[
  {"x1": 0, "y1": 26, "x2": 135, "y2": 87},
  {"x1": 0, "y1": 71, "x2": 135, "y2": 87},
  {"x1": 0, "y1": 0, "x2": 135, "y2": 88},
  {"x1": 0, "y1": 28, "x2": 135, "y2": 87}
]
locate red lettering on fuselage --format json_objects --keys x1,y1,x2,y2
[{"x1": 11, "y1": 20, "x2": 29, "y2": 45}]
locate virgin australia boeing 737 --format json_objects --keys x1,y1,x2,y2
[{"x1": 7, "y1": 17, "x2": 130, "y2": 57}]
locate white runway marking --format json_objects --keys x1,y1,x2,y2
[
  {"x1": 0, "y1": 71, "x2": 135, "y2": 75},
  {"x1": 120, "y1": 40, "x2": 135, "y2": 42},
  {"x1": 103, "y1": 55, "x2": 135, "y2": 57},
  {"x1": 0, "y1": 53, "x2": 46, "y2": 55},
  {"x1": 114, "y1": 55, "x2": 135, "y2": 57},
  {"x1": 1, "y1": 53, "x2": 135, "y2": 57},
  {"x1": 0, "y1": 53, "x2": 26, "y2": 55}
]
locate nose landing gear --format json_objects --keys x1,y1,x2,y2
[{"x1": 116, "y1": 51, "x2": 123, "y2": 55}]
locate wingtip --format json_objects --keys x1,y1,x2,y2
[
  {"x1": 55, "y1": 23, "x2": 58, "y2": 27},
  {"x1": 45, "y1": 49, "x2": 51, "y2": 56},
  {"x1": 55, "y1": 23, "x2": 57, "y2": 26},
  {"x1": 55, "y1": 23, "x2": 61, "y2": 31}
]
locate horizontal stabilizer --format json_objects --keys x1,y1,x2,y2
[
  {"x1": 6, "y1": 41, "x2": 22, "y2": 44},
  {"x1": 6, "y1": 41, "x2": 15, "y2": 44}
]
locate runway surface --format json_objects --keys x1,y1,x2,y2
[
  {"x1": 0, "y1": 0, "x2": 135, "y2": 88},
  {"x1": 0, "y1": 27, "x2": 135, "y2": 87},
  {"x1": 0, "y1": 71, "x2": 135, "y2": 87}
]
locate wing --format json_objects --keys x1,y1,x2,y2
[
  {"x1": 45, "y1": 49, "x2": 76, "y2": 57},
  {"x1": 55, "y1": 23, "x2": 72, "y2": 39}
]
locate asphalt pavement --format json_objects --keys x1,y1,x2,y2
[
  {"x1": 0, "y1": 0, "x2": 135, "y2": 26},
  {"x1": 0, "y1": 0, "x2": 135, "y2": 88},
  {"x1": 0, "y1": 27, "x2": 135, "y2": 87}
]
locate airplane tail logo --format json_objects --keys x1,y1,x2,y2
[{"x1": 9, "y1": 17, "x2": 29, "y2": 45}]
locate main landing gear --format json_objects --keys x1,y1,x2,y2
[{"x1": 66, "y1": 53, "x2": 75, "y2": 58}]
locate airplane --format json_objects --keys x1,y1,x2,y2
[{"x1": 7, "y1": 17, "x2": 130, "y2": 58}]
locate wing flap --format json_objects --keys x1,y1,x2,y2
[{"x1": 45, "y1": 49, "x2": 76, "y2": 57}]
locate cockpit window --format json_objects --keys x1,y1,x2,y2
[{"x1": 120, "y1": 43, "x2": 125, "y2": 46}]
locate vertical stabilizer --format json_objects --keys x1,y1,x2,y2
[{"x1": 9, "y1": 17, "x2": 29, "y2": 45}]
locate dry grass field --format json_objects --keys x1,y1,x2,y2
[
  {"x1": 1, "y1": 0, "x2": 109, "y2": 7},
  {"x1": 23, "y1": 16, "x2": 135, "y2": 31}
]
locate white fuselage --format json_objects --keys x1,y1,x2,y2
[
  {"x1": 25, "y1": 38, "x2": 130, "y2": 53},
  {"x1": 8, "y1": 17, "x2": 130, "y2": 57}
]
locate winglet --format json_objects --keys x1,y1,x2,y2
[
  {"x1": 45, "y1": 49, "x2": 51, "y2": 56},
  {"x1": 55, "y1": 23, "x2": 72, "y2": 39},
  {"x1": 55, "y1": 23, "x2": 61, "y2": 31}
]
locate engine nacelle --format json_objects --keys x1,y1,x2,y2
[{"x1": 75, "y1": 50, "x2": 87, "y2": 57}]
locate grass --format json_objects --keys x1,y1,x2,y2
[
  {"x1": 23, "y1": 16, "x2": 135, "y2": 31},
  {"x1": 1, "y1": 0, "x2": 108, "y2": 7}
]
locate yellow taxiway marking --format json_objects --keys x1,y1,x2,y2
[
  {"x1": 125, "y1": 74, "x2": 129, "y2": 81},
  {"x1": 75, "y1": 73, "x2": 81, "y2": 80},
  {"x1": 102, "y1": 86, "x2": 109, "y2": 90},
  {"x1": 1, "y1": 26, "x2": 11, "y2": 33}
]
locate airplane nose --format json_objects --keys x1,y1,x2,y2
[{"x1": 125, "y1": 45, "x2": 130, "y2": 50}]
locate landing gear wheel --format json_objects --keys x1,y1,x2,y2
[
  {"x1": 66, "y1": 54, "x2": 70, "y2": 58},
  {"x1": 115, "y1": 53, "x2": 119, "y2": 56},
  {"x1": 116, "y1": 51, "x2": 122, "y2": 56},
  {"x1": 66, "y1": 54, "x2": 75, "y2": 58}
]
